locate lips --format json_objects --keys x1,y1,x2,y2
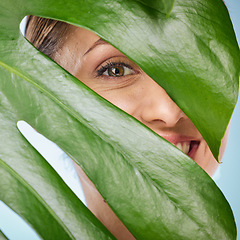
[{"x1": 161, "y1": 134, "x2": 200, "y2": 160}]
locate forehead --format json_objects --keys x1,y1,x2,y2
[{"x1": 66, "y1": 26, "x2": 101, "y2": 54}]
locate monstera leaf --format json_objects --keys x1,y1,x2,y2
[{"x1": 0, "y1": 0, "x2": 239, "y2": 239}]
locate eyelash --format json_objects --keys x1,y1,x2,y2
[{"x1": 96, "y1": 61, "x2": 133, "y2": 77}]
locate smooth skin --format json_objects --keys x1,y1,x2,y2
[{"x1": 54, "y1": 25, "x2": 229, "y2": 240}]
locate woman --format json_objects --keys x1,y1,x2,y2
[{"x1": 25, "y1": 16, "x2": 230, "y2": 239}]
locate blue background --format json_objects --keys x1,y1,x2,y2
[{"x1": 0, "y1": 0, "x2": 239, "y2": 239}]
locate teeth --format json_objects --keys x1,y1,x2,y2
[
  {"x1": 175, "y1": 142, "x2": 190, "y2": 154},
  {"x1": 176, "y1": 143, "x2": 182, "y2": 151}
]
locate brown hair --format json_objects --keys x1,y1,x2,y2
[{"x1": 25, "y1": 16, "x2": 70, "y2": 59}]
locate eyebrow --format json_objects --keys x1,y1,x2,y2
[{"x1": 84, "y1": 38, "x2": 110, "y2": 56}]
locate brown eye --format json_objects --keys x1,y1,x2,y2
[
  {"x1": 102, "y1": 65, "x2": 134, "y2": 77},
  {"x1": 108, "y1": 66, "x2": 124, "y2": 76}
]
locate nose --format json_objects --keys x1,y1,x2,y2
[{"x1": 138, "y1": 76, "x2": 186, "y2": 128}]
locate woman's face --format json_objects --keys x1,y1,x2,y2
[{"x1": 55, "y1": 25, "x2": 228, "y2": 177}]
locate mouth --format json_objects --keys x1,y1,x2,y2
[
  {"x1": 174, "y1": 141, "x2": 200, "y2": 159},
  {"x1": 160, "y1": 134, "x2": 201, "y2": 161}
]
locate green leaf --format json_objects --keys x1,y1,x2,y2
[
  {"x1": 0, "y1": 0, "x2": 239, "y2": 239},
  {"x1": 135, "y1": 0, "x2": 175, "y2": 16},
  {"x1": 0, "y1": 70, "x2": 116, "y2": 240},
  {"x1": 8, "y1": 0, "x2": 238, "y2": 160},
  {"x1": 0, "y1": 36, "x2": 237, "y2": 239}
]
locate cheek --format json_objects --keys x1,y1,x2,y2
[
  {"x1": 204, "y1": 124, "x2": 230, "y2": 176},
  {"x1": 98, "y1": 87, "x2": 142, "y2": 116},
  {"x1": 204, "y1": 154, "x2": 219, "y2": 177},
  {"x1": 219, "y1": 124, "x2": 230, "y2": 161},
  {"x1": 195, "y1": 142, "x2": 219, "y2": 177},
  {"x1": 77, "y1": 76, "x2": 146, "y2": 117}
]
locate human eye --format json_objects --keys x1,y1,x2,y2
[{"x1": 96, "y1": 61, "x2": 135, "y2": 78}]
